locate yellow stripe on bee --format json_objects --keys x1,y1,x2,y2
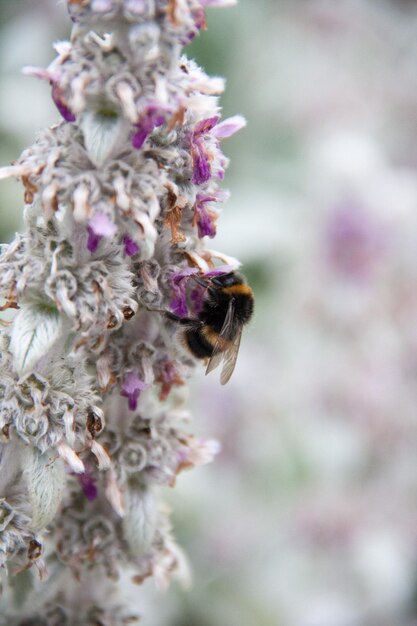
[
  {"x1": 201, "y1": 326, "x2": 230, "y2": 349},
  {"x1": 222, "y1": 284, "x2": 253, "y2": 296}
]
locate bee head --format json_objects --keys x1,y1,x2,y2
[{"x1": 210, "y1": 272, "x2": 244, "y2": 288}]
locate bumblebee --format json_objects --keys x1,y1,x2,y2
[{"x1": 169, "y1": 271, "x2": 254, "y2": 385}]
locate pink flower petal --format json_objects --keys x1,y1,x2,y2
[
  {"x1": 89, "y1": 211, "x2": 117, "y2": 237},
  {"x1": 194, "y1": 115, "x2": 220, "y2": 136},
  {"x1": 121, "y1": 372, "x2": 147, "y2": 411},
  {"x1": 211, "y1": 115, "x2": 246, "y2": 139}
]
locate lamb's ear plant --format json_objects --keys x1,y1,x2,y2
[{"x1": 0, "y1": 0, "x2": 245, "y2": 623}]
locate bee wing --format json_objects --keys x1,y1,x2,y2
[
  {"x1": 205, "y1": 346, "x2": 224, "y2": 376},
  {"x1": 205, "y1": 297, "x2": 236, "y2": 378},
  {"x1": 219, "y1": 324, "x2": 243, "y2": 385}
]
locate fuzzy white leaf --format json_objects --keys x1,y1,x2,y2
[
  {"x1": 80, "y1": 111, "x2": 127, "y2": 167},
  {"x1": 25, "y1": 449, "x2": 65, "y2": 531},
  {"x1": 123, "y1": 488, "x2": 157, "y2": 557},
  {"x1": 10, "y1": 303, "x2": 62, "y2": 375},
  {"x1": 0, "y1": 441, "x2": 25, "y2": 493}
]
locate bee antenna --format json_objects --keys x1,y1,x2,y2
[{"x1": 191, "y1": 276, "x2": 208, "y2": 288}]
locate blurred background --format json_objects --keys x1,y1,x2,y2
[{"x1": 2, "y1": 1, "x2": 417, "y2": 625}]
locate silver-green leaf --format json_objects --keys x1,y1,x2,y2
[
  {"x1": 25, "y1": 449, "x2": 65, "y2": 531},
  {"x1": 10, "y1": 302, "x2": 62, "y2": 375},
  {"x1": 80, "y1": 110, "x2": 128, "y2": 167}
]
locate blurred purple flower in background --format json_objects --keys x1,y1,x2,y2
[{"x1": 324, "y1": 200, "x2": 388, "y2": 281}]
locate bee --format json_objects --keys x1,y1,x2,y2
[{"x1": 168, "y1": 271, "x2": 254, "y2": 385}]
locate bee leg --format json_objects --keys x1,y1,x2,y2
[
  {"x1": 141, "y1": 305, "x2": 182, "y2": 320},
  {"x1": 163, "y1": 311, "x2": 183, "y2": 323},
  {"x1": 190, "y1": 276, "x2": 209, "y2": 288},
  {"x1": 142, "y1": 302, "x2": 201, "y2": 328},
  {"x1": 165, "y1": 312, "x2": 201, "y2": 327}
]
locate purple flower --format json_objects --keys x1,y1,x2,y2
[
  {"x1": 325, "y1": 202, "x2": 386, "y2": 281},
  {"x1": 196, "y1": 208, "x2": 215, "y2": 237},
  {"x1": 77, "y1": 472, "x2": 98, "y2": 501},
  {"x1": 131, "y1": 127, "x2": 148, "y2": 150},
  {"x1": 87, "y1": 227, "x2": 102, "y2": 253},
  {"x1": 193, "y1": 7, "x2": 207, "y2": 31},
  {"x1": 177, "y1": 265, "x2": 235, "y2": 316},
  {"x1": 191, "y1": 140, "x2": 212, "y2": 185},
  {"x1": 22, "y1": 66, "x2": 76, "y2": 122},
  {"x1": 190, "y1": 283, "x2": 205, "y2": 315},
  {"x1": 194, "y1": 116, "x2": 220, "y2": 136},
  {"x1": 194, "y1": 193, "x2": 218, "y2": 238},
  {"x1": 190, "y1": 116, "x2": 219, "y2": 185},
  {"x1": 169, "y1": 268, "x2": 199, "y2": 317},
  {"x1": 211, "y1": 115, "x2": 246, "y2": 139},
  {"x1": 205, "y1": 265, "x2": 236, "y2": 277},
  {"x1": 121, "y1": 371, "x2": 146, "y2": 411},
  {"x1": 190, "y1": 115, "x2": 245, "y2": 185},
  {"x1": 182, "y1": 5, "x2": 207, "y2": 42},
  {"x1": 87, "y1": 211, "x2": 117, "y2": 253},
  {"x1": 132, "y1": 106, "x2": 166, "y2": 149},
  {"x1": 123, "y1": 235, "x2": 140, "y2": 256},
  {"x1": 51, "y1": 83, "x2": 76, "y2": 122}
]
